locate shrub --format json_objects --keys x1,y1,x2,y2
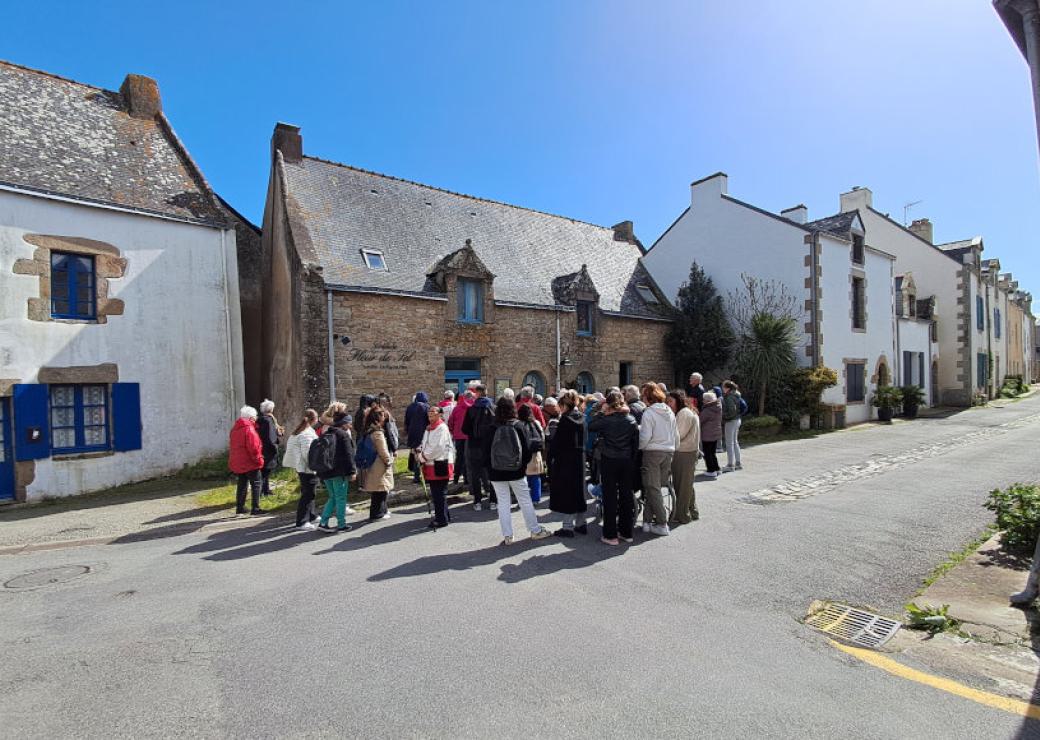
[
  {"x1": 792, "y1": 366, "x2": 838, "y2": 417},
  {"x1": 900, "y1": 385, "x2": 925, "y2": 406},
  {"x1": 871, "y1": 385, "x2": 902, "y2": 409},
  {"x1": 985, "y1": 483, "x2": 1040, "y2": 554},
  {"x1": 743, "y1": 415, "x2": 781, "y2": 430}
]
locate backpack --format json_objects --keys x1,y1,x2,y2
[
  {"x1": 722, "y1": 394, "x2": 741, "y2": 421},
  {"x1": 490, "y1": 422, "x2": 523, "y2": 471},
  {"x1": 523, "y1": 420, "x2": 544, "y2": 453},
  {"x1": 354, "y1": 434, "x2": 377, "y2": 470},
  {"x1": 738, "y1": 396, "x2": 748, "y2": 416},
  {"x1": 308, "y1": 431, "x2": 338, "y2": 475},
  {"x1": 470, "y1": 406, "x2": 494, "y2": 444}
]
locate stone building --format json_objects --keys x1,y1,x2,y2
[
  {"x1": 0, "y1": 61, "x2": 256, "y2": 502},
  {"x1": 257, "y1": 124, "x2": 672, "y2": 415}
]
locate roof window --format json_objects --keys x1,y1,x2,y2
[
  {"x1": 636, "y1": 284, "x2": 659, "y2": 304},
  {"x1": 361, "y1": 249, "x2": 387, "y2": 271}
]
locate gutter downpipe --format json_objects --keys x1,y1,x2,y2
[
  {"x1": 327, "y1": 289, "x2": 336, "y2": 403},
  {"x1": 555, "y1": 308, "x2": 562, "y2": 392},
  {"x1": 219, "y1": 228, "x2": 236, "y2": 419},
  {"x1": 809, "y1": 233, "x2": 822, "y2": 366}
]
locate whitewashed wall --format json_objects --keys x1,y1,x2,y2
[{"x1": 0, "y1": 190, "x2": 244, "y2": 500}]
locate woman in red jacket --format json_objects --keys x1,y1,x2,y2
[{"x1": 229, "y1": 405, "x2": 265, "y2": 515}]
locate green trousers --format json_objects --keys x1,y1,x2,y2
[{"x1": 320, "y1": 477, "x2": 350, "y2": 528}]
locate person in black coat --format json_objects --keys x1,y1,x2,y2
[
  {"x1": 404, "y1": 391, "x2": 431, "y2": 483},
  {"x1": 461, "y1": 383, "x2": 496, "y2": 510},
  {"x1": 257, "y1": 399, "x2": 283, "y2": 497},
  {"x1": 317, "y1": 407, "x2": 357, "y2": 533},
  {"x1": 588, "y1": 390, "x2": 640, "y2": 545},
  {"x1": 548, "y1": 389, "x2": 588, "y2": 537}
]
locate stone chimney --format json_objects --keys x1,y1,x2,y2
[
  {"x1": 612, "y1": 220, "x2": 636, "y2": 243},
  {"x1": 272, "y1": 123, "x2": 303, "y2": 164},
  {"x1": 119, "y1": 74, "x2": 162, "y2": 120},
  {"x1": 909, "y1": 218, "x2": 933, "y2": 244},
  {"x1": 690, "y1": 172, "x2": 728, "y2": 204},
  {"x1": 781, "y1": 204, "x2": 808, "y2": 224},
  {"x1": 839, "y1": 186, "x2": 873, "y2": 214}
]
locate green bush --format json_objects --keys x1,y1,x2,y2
[
  {"x1": 743, "y1": 415, "x2": 781, "y2": 430},
  {"x1": 900, "y1": 385, "x2": 925, "y2": 406},
  {"x1": 985, "y1": 483, "x2": 1040, "y2": 554},
  {"x1": 871, "y1": 385, "x2": 902, "y2": 409},
  {"x1": 1000, "y1": 375, "x2": 1027, "y2": 398}
]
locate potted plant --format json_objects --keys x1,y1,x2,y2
[
  {"x1": 871, "y1": 385, "x2": 902, "y2": 423},
  {"x1": 901, "y1": 384, "x2": 925, "y2": 419}
]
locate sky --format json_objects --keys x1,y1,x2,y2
[{"x1": 3, "y1": 1, "x2": 1038, "y2": 292}]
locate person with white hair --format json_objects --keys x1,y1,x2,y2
[
  {"x1": 698, "y1": 391, "x2": 724, "y2": 478},
  {"x1": 501, "y1": 387, "x2": 515, "y2": 402},
  {"x1": 516, "y1": 385, "x2": 546, "y2": 427},
  {"x1": 257, "y1": 399, "x2": 284, "y2": 497},
  {"x1": 437, "y1": 389, "x2": 457, "y2": 421},
  {"x1": 228, "y1": 405, "x2": 264, "y2": 516},
  {"x1": 687, "y1": 372, "x2": 706, "y2": 411}
]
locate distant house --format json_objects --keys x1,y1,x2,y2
[
  {"x1": 256, "y1": 124, "x2": 671, "y2": 415},
  {"x1": 643, "y1": 173, "x2": 895, "y2": 426},
  {"x1": 0, "y1": 61, "x2": 256, "y2": 503}
]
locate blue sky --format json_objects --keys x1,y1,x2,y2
[{"x1": 4, "y1": 1, "x2": 1039, "y2": 292}]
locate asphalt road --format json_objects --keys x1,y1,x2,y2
[{"x1": 3, "y1": 397, "x2": 1040, "y2": 738}]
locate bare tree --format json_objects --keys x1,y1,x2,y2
[{"x1": 727, "y1": 273, "x2": 800, "y2": 337}]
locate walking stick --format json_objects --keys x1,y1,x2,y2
[{"x1": 418, "y1": 465, "x2": 437, "y2": 532}]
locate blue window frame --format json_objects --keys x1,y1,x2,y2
[
  {"x1": 994, "y1": 308, "x2": 1001, "y2": 338},
  {"x1": 50, "y1": 384, "x2": 109, "y2": 453},
  {"x1": 577, "y1": 301, "x2": 594, "y2": 336},
  {"x1": 51, "y1": 251, "x2": 96, "y2": 320},
  {"x1": 457, "y1": 279, "x2": 484, "y2": 323},
  {"x1": 977, "y1": 353, "x2": 988, "y2": 389},
  {"x1": 976, "y1": 295, "x2": 984, "y2": 332}
]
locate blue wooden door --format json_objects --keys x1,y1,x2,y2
[{"x1": 0, "y1": 398, "x2": 14, "y2": 501}]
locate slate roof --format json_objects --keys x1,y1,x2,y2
[
  {"x1": 804, "y1": 211, "x2": 859, "y2": 237},
  {"x1": 279, "y1": 155, "x2": 669, "y2": 318},
  {"x1": 0, "y1": 60, "x2": 224, "y2": 224}
]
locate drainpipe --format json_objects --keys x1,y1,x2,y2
[
  {"x1": 327, "y1": 289, "x2": 336, "y2": 403},
  {"x1": 218, "y1": 228, "x2": 235, "y2": 419},
  {"x1": 555, "y1": 308, "x2": 562, "y2": 392},
  {"x1": 808, "y1": 233, "x2": 822, "y2": 366}
]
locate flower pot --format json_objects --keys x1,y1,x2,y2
[
  {"x1": 877, "y1": 406, "x2": 894, "y2": 423},
  {"x1": 903, "y1": 401, "x2": 919, "y2": 419}
]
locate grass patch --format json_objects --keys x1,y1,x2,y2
[
  {"x1": 195, "y1": 468, "x2": 307, "y2": 514},
  {"x1": 174, "y1": 455, "x2": 233, "y2": 481},
  {"x1": 915, "y1": 524, "x2": 999, "y2": 595},
  {"x1": 741, "y1": 427, "x2": 836, "y2": 447}
]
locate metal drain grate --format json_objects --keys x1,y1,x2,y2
[{"x1": 806, "y1": 603, "x2": 901, "y2": 649}]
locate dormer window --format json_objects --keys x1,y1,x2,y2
[
  {"x1": 852, "y1": 234, "x2": 865, "y2": 265},
  {"x1": 636, "y1": 284, "x2": 659, "y2": 304},
  {"x1": 361, "y1": 249, "x2": 387, "y2": 271},
  {"x1": 577, "y1": 300, "x2": 595, "y2": 336},
  {"x1": 457, "y1": 278, "x2": 484, "y2": 324}
]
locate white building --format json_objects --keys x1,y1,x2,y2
[
  {"x1": 643, "y1": 173, "x2": 896, "y2": 426},
  {"x1": 0, "y1": 62, "x2": 254, "y2": 503}
]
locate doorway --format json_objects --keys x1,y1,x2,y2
[
  {"x1": 0, "y1": 398, "x2": 14, "y2": 501},
  {"x1": 444, "y1": 358, "x2": 482, "y2": 396}
]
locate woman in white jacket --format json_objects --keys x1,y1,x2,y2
[
  {"x1": 417, "y1": 406, "x2": 456, "y2": 528},
  {"x1": 283, "y1": 409, "x2": 321, "y2": 530},
  {"x1": 638, "y1": 383, "x2": 677, "y2": 536}
]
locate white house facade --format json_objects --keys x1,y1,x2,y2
[{"x1": 0, "y1": 62, "x2": 253, "y2": 503}]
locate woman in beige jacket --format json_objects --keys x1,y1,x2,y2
[
  {"x1": 360, "y1": 407, "x2": 395, "y2": 521},
  {"x1": 667, "y1": 390, "x2": 701, "y2": 524}
]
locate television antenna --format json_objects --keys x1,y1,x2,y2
[{"x1": 903, "y1": 200, "x2": 922, "y2": 226}]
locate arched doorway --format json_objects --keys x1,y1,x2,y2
[
  {"x1": 522, "y1": 371, "x2": 546, "y2": 397},
  {"x1": 931, "y1": 360, "x2": 939, "y2": 406},
  {"x1": 575, "y1": 371, "x2": 595, "y2": 394},
  {"x1": 875, "y1": 356, "x2": 890, "y2": 387}
]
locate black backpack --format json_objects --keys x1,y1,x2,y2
[
  {"x1": 523, "y1": 420, "x2": 544, "y2": 453},
  {"x1": 490, "y1": 422, "x2": 523, "y2": 471},
  {"x1": 308, "y1": 431, "x2": 338, "y2": 475}
]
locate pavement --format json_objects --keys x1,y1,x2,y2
[{"x1": 3, "y1": 397, "x2": 1040, "y2": 738}]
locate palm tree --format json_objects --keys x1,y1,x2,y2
[{"x1": 740, "y1": 312, "x2": 798, "y2": 415}]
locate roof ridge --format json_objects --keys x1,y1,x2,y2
[
  {"x1": 0, "y1": 58, "x2": 109, "y2": 93},
  {"x1": 299, "y1": 154, "x2": 617, "y2": 234}
]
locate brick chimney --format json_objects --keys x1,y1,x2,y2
[
  {"x1": 119, "y1": 74, "x2": 162, "y2": 120},
  {"x1": 908, "y1": 218, "x2": 933, "y2": 243},
  {"x1": 839, "y1": 186, "x2": 872, "y2": 214},
  {"x1": 272, "y1": 123, "x2": 303, "y2": 164},
  {"x1": 781, "y1": 204, "x2": 808, "y2": 224},
  {"x1": 612, "y1": 220, "x2": 636, "y2": 243}
]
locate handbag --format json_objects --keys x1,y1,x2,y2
[{"x1": 433, "y1": 459, "x2": 450, "y2": 477}]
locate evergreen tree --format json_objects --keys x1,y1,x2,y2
[{"x1": 665, "y1": 261, "x2": 735, "y2": 381}]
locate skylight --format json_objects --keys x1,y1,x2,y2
[
  {"x1": 636, "y1": 284, "x2": 659, "y2": 304},
  {"x1": 361, "y1": 249, "x2": 387, "y2": 271}
]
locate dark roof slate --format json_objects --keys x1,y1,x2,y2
[
  {"x1": 0, "y1": 60, "x2": 224, "y2": 223},
  {"x1": 805, "y1": 211, "x2": 859, "y2": 237},
  {"x1": 280, "y1": 155, "x2": 668, "y2": 317}
]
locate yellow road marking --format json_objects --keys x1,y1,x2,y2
[{"x1": 830, "y1": 639, "x2": 1040, "y2": 719}]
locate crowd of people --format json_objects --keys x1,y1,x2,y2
[{"x1": 227, "y1": 372, "x2": 749, "y2": 547}]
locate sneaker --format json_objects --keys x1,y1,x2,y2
[
  {"x1": 336, "y1": 525, "x2": 353, "y2": 533},
  {"x1": 642, "y1": 522, "x2": 651, "y2": 534},
  {"x1": 380, "y1": 513, "x2": 391, "y2": 520},
  {"x1": 601, "y1": 537, "x2": 620, "y2": 546},
  {"x1": 574, "y1": 524, "x2": 588, "y2": 535},
  {"x1": 530, "y1": 528, "x2": 552, "y2": 541},
  {"x1": 297, "y1": 522, "x2": 318, "y2": 532},
  {"x1": 554, "y1": 528, "x2": 575, "y2": 538},
  {"x1": 250, "y1": 509, "x2": 264, "y2": 516},
  {"x1": 344, "y1": 506, "x2": 357, "y2": 515},
  {"x1": 490, "y1": 502, "x2": 498, "y2": 511},
  {"x1": 473, "y1": 502, "x2": 483, "y2": 511},
  {"x1": 735, "y1": 463, "x2": 743, "y2": 470},
  {"x1": 721, "y1": 466, "x2": 735, "y2": 473},
  {"x1": 619, "y1": 535, "x2": 634, "y2": 543},
  {"x1": 317, "y1": 523, "x2": 336, "y2": 533},
  {"x1": 650, "y1": 524, "x2": 670, "y2": 536},
  {"x1": 705, "y1": 472, "x2": 719, "y2": 479},
  {"x1": 691, "y1": 512, "x2": 700, "y2": 521},
  {"x1": 499, "y1": 535, "x2": 514, "y2": 546}
]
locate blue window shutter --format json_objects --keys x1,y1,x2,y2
[
  {"x1": 13, "y1": 384, "x2": 50, "y2": 461},
  {"x1": 112, "y1": 383, "x2": 142, "y2": 452}
]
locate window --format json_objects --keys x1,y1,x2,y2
[
  {"x1": 851, "y1": 277, "x2": 865, "y2": 330},
  {"x1": 51, "y1": 252, "x2": 96, "y2": 320},
  {"x1": 577, "y1": 300, "x2": 594, "y2": 336},
  {"x1": 619, "y1": 362, "x2": 633, "y2": 387},
  {"x1": 575, "y1": 371, "x2": 595, "y2": 394},
  {"x1": 50, "y1": 384, "x2": 108, "y2": 453},
  {"x1": 930, "y1": 321, "x2": 938, "y2": 343},
  {"x1": 457, "y1": 279, "x2": 484, "y2": 323},
  {"x1": 977, "y1": 353, "x2": 988, "y2": 389},
  {"x1": 994, "y1": 308, "x2": 1001, "y2": 338},
  {"x1": 852, "y1": 234, "x2": 865, "y2": 265},
  {"x1": 522, "y1": 371, "x2": 546, "y2": 397},
  {"x1": 361, "y1": 249, "x2": 387, "y2": 271},
  {"x1": 845, "y1": 362, "x2": 865, "y2": 403},
  {"x1": 895, "y1": 287, "x2": 904, "y2": 317},
  {"x1": 635, "y1": 284, "x2": 659, "y2": 304},
  {"x1": 977, "y1": 296, "x2": 984, "y2": 331},
  {"x1": 908, "y1": 294, "x2": 917, "y2": 318}
]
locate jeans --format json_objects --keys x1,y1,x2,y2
[
  {"x1": 236, "y1": 469, "x2": 261, "y2": 513},
  {"x1": 491, "y1": 478, "x2": 541, "y2": 538},
  {"x1": 429, "y1": 479, "x2": 450, "y2": 526},
  {"x1": 640, "y1": 449, "x2": 673, "y2": 525},
  {"x1": 561, "y1": 512, "x2": 587, "y2": 530},
  {"x1": 527, "y1": 474, "x2": 542, "y2": 503},
  {"x1": 453, "y1": 440, "x2": 466, "y2": 483},
  {"x1": 670, "y1": 450, "x2": 698, "y2": 523},
  {"x1": 296, "y1": 472, "x2": 319, "y2": 526},
  {"x1": 600, "y1": 456, "x2": 635, "y2": 540},
  {"x1": 703, "y1": 440, "x2": 720, "y2": 473},
  {"x1": 320, "y1": 476, "x2": 349, "y2": 528},
  {"x1": 724, "y1": 419, "x2": 742, "y2": 467},
  {"x1": 466, "y1": 453, "x2": 492, "y2": 504}
]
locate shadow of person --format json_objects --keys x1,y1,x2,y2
[
  {"x1": 169, "y1": 518, "x2": 300, "y2": 559},
  {"x1": 367, "y1": 536, "x2": 553, "y2": 582},
  {"x1": 498, "y1": 534, "x2": 631, "y2": 584}
]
